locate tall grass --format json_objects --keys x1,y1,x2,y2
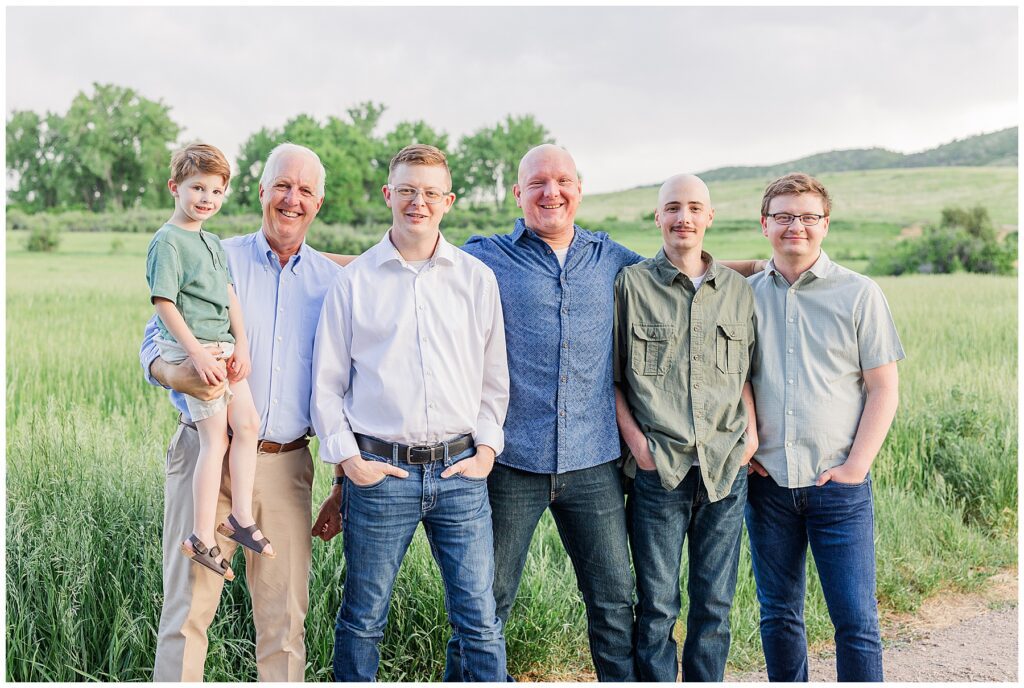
[{"x1": 5, "y1": 232, "x2": 1016, "y2": 680}]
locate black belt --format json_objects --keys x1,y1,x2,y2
[{"x1": 354, "y1": 433, "x2": 474, "y2": 465}]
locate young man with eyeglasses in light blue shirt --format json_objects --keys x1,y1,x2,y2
[{"x1": 745, "y1": 173, "x2": 904, "y2": 682}]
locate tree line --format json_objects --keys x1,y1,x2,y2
[{"x1": 6, "y1": 83, "x2": 553, "y2": 224}]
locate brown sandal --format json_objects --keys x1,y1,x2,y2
[
  {"x1": 217, "y1": 514, "x2": 276, "y2": 558},
  {"x1": 180, "y1": 534, "x2": 235, "y2": 580}
]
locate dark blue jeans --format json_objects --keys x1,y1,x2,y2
[
  {"x1": 627, "y1": 465, "x2": 747, "y2": 681},
  {"x1": 445, "y1": 459, "x2": 637, "y2": 682},
  {"x1": 333, "y1": 448, "x2": 506, "y2": 682},
  {"x1": 745, "y1": 472, "x2": 883, "y2": 682}
]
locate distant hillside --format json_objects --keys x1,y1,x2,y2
[{"x1": 698, "y1": 127, "x2": 1017, "y2": 182}]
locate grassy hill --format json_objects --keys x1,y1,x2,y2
[
  {"x1": 578, "y1": 166, "x2": 1019, "y2": 227},
  {"x1": 694, "y1": 127, "x2": 1017, "y2": 182}
]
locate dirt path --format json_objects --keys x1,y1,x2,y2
[{"x1": 729, "y1": 569, "x2": 1018, "y2": 682}]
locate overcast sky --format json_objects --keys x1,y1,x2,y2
[{"x1": 6, "y1": 5, "x2": 1018, "y2": 193}]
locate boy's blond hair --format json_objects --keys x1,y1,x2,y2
[
  {"x1": 170, "y1": 143, "x2": 232, "y2": 185},
  {"x1": 388, "y1": 144, "x2": 452, "y2": 188},
  {"x1": 760, "y1": 173, "x2": 832, "y2": 217}
]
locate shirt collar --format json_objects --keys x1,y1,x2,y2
[
  {"x1": 374, "y1": 229, "x2": 458, "y2": 268},
  {"x1": 511, "y1": 218, "x2": 597, "y2": 246},
  {"x1": 652, "y1": 248, "x2": 719, "y2": 289},
  {"x1": 765, "y1": 250, "x2": 833, "y2": 284},
  {"x1": 256, "y1": 228, "x2": 305, "y2": 273}
]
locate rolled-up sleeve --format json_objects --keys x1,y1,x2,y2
[
  {"x1": 311, "y1": 275, "x2": 360, "y2": 463},
  {"x1": 140, "y1": 316, "x2": 165, "y2": 388}
]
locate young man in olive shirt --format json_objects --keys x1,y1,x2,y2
[{"x1": 614, "y1": 174, "x2": 758, "y2": 681}]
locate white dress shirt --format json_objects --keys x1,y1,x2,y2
[{"x1": 312, "y1": 231, "x2": 509, "y2": 464}]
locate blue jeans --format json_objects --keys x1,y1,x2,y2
[
  {"x1": 745, "y1": 472, "x2": 883, "y2": 682},
  {"x1": 628, "y1": 465, "x2": 747, "y2": 681},
  {"x1": 445, "y1": 459, "x2": 637, "y2": 682},
  {"x1": 333, "y1": 448, "x2": 506, "y2": 682}
]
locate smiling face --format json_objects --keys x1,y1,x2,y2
[
  {"x1": 258, "y1": 151, "x2": 324, "y2": 258},
  {"x1": 761, "y1": 192, "x2": 830, "y2": 264},
  {"x1": 168, "y1": 173, "x2": 228, "y2": 231},
  {"x1": 513, "y1": 145, "x2": 581, "y2": 241},
  {"x1": 655, "y1": 174, "x2": 714, "y2": 255},
  {"x1": 383, "y1": 162, "x2": 455, "y2": 246}
]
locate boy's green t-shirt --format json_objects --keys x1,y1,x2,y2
[{"x1": 146, "y1": 223, "x2": 235, "y2": 344}]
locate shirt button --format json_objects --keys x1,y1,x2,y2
[
  {"x1": 788, "y1": 379, "x2": 794, "y2": 384},
  {"x1": 278, "y1": 307, "x2": 284, "y2": 313},
  {"x1": 429, "y1": 402, "x2": 435, "y2": 409},
  {"x1": 272, "y1": 399, "x2": 278, "y2": 405},
  {"x1": 692, "y1": 354, "x2": 700, "y2": 361},
  {"x1": 693, "y1": 383, "x2": 701, "y2": 389},
  {"x1": 788, "y1": 318, "x2": 795, "y2": 323},
  {"x1": 790, "y1": 288, "x2": 796, "y2": 294},
  {"x1": 422, "y1": 337, "x2": 427, "y2": 343},
  {"x1": 276, "y1": 336, "x2": 282, "y2": 342},
  {"x1": 562, "y1": 341, "x2": 569, "y2": 349},
  {"x1": 562, "y1": 307, "x2": 569, "y2": 314},
  {"x1": 786, "y1": 410, "x2": 793, "y2": 415},
  {"x1": 274, "y1": 366, "x2": 281, "y2": 372},
  {"x1": 788, "y1": 348, "x2": 794, "y2": 353},
  {"x1": 786, "y1": 441, "x2": 793, "y2": 447},
  {"x1": 559, "y1": 410, "x2": 566, "y2": 417},
  {"x1": 560, "y1": 376, "x2": 567, "y2": 383}
]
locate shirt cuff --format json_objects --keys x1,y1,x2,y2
[
  {"x1": 320, "y1": 431, "x2": 360, "y2": 464},
  {"x1": 141, "y1": 347, "x2": 164, "y2": 388},
  {"x1": 473, "y1": 419, "x2": 505, "y2": 457}
]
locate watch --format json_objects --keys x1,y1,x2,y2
[{"x1": 331, "y1": 476, "x2": 345, "y2": 487}]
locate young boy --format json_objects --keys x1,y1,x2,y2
[
  {"x1": 312, "y1": 144, "x2": 509, "y2": 681},
  {"x1": 613, "y1": 173, "x2": 758, "y2": 681},
  {"x1": 146, "y1": 143, "x2": 274, "y2": 580},
  {"x1": 745, "y1": 173, "x2": 904, "y2": 681}
]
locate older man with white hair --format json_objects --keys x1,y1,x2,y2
[{"x1": 141, "y1": 143, "x2": 350, "y2": 681}]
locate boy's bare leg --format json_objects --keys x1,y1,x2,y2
[
  {"x1": 226, "y1": 379, "x2": 274, "y2": 556},
  {"x1": 192, "y1": 409, "x2": 231, "y2": 567}
]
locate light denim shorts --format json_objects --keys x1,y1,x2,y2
[{"x1": 155, "y1": 336, "x2": 235, "y2": 422}]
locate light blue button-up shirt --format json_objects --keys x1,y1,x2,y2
[
  {"x1": 748, "y1": 251, "x2": 905, "y2": 487},
  {"x1": 463, "y1": 219, "x2": 644, "y2": 474},
  {"x1": 140, "y1": 229, "x2": 341, "y2": 443}
]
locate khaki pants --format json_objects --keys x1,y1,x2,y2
[{"x1": 153, "y1": 420, "x2": 313, "y2": 682}]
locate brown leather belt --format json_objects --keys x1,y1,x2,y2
[
  {"x1": 179, "y1": 415, "x2": 308, "y2": 454},
  {"x1": 256, "y1": 438, "x2": 309, "y2": 454}
]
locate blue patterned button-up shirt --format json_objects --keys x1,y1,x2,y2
[{"x1": 463, "y1": 219, "x2": 644, "y2": 474}]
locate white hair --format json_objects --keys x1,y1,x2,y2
[{"x1": 259, "y1": 143, "x2": 326, "y2": 198}]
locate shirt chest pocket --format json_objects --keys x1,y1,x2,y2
[
  {"x1": 716, "y1": 322, "x2": 744, "y2": 374},
  {"x1": 631, "y1": 323, "x2": 675, "y2": 376}
]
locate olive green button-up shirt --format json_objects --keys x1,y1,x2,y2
[
  {"x1": 613, "y1": 249, "x2": 755, "y2": 502},
  {"x1": 748, "y1": 251, "x2": 905, "y2": 488}
]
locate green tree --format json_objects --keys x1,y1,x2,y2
[
  {"x1": 60, "y1": 83, "x2": 180, "y2": 211},
  {"x1": 454, "y1": 115, "x2": 552, "y2": 209}
]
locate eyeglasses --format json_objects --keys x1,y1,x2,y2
[
  {"x1": 766, "y1": 212, "x2": 827, "y2": 227},
  {"x1": 387, "y1": 184, "x2": 450, "y2": 204}
]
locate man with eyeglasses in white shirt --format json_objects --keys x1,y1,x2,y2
[{"x1": 312, "y1": 144, "x2": 509, "y2": 681}]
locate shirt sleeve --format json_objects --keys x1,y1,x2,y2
[
  {"x1": 139, "y1": 316, "x2": 165, "y2": 388},
  {"x1": 146, "y1": 238, "x2": 182, "y2": 303},
  {"x1": 613, "y1": 272, "x2": 628, "y2": 384},
  {"x1": 473, "y1": 275, "x2": 509, "y2": 455},
  {"x1": 310, "y1": 275, "x2": 360, "y2": 463},
  {"x1": 856, "y1": 281, "x2": 906, "y2": 370}
]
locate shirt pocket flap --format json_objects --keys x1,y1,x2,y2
[
  {"x1": 632, "y1": 323, "x2": 674, "y2": 341},
  {"x1": 717, "y1": 323, "x2": 744, "y2": 340}
]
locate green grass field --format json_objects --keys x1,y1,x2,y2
[
  {"x1": 5, "y1": 228, "x2": 1017, "y2": 681},
  {"x1": 578, "y1": 167, "x2": 1020, "y2": 227}
]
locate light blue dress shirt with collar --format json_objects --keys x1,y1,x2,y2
[{"x1": 140, "y1": 229, "x2": 341, "y2": 443}]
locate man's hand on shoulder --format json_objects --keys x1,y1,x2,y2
[{"x1": 150, "y1": 355, "x2": 226, "y2": 401}]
